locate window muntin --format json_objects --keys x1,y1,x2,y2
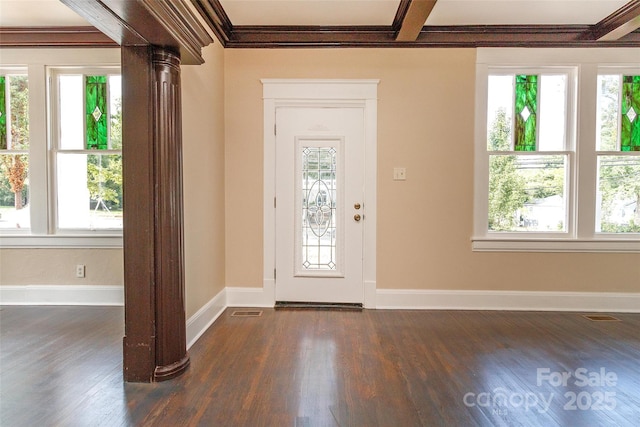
[
  {"x1": 486, "y1": 71, "x2": 571, "y2": 234},
  {"x1": 596, "y1": 73, "x2": 640, "y2": 234},
  {"x1": 51, "y1": 69, "x2": 122, "y2": 231},
  {"x1": 0, "y1": 71, "x2": 30, "y2": 230}
]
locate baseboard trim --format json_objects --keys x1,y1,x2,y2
[
  {"x1": 375, "y1": 289, "x2": 640, "y2": 313},
  {"x1": 226, "y1": 280, "x2": 275, "y2": 307},
  {"x1": 186, "y1": 288, "x2": 226, "y2": 350},
  {"x1": 0, "y1": 285, "x2": 124, "y2": 306},
  {"x1": 364, "y1": 280, "x2": 376, "y2": 309}
]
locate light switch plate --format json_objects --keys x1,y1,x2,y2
[{"x1": 393, "y1": 167, "x2": 406, "y2": 181}]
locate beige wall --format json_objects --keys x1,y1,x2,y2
[
  {"x1": 182, "y1": 42, "x2": 226, "y2": 317},
  {"x1": 0, "y1": 248, "x2": 123, "y2": 286},
  {"x1": 224, "y1": 48, "x2": 639, "y2": 293}
]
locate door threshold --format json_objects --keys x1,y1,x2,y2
[{"x1": 275, "y1": 301, "x2": 363, "y2": 311}]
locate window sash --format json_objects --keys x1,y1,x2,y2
[
  {"x1": 49, "y1": 68, "x2": 123, "y2": 233},
  {"x1": 480, "y1": 67, "x2": 577, "y2": 239}
]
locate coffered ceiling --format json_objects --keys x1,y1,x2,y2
[
  {"x1": 1, "y1": 0, "x2": 640, "y2": 50},
  {"x1": 218, "y1": 0, "x2": 629, "y2": 26}
]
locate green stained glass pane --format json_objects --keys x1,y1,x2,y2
[
  {"x1": 621, "y1": 75, "x2": 640, "y2": 152},
  {"x1": 86, "y1": 75, "x2": 108, "y2": 150},
  {"x1": 514, "y1": 75, "x2": 538, "y2": 151},
  {"x1": 0, "y1": 76, "x2": 6, "y2": 150}
]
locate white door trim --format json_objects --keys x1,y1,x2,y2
[{"x1": 262, "y1": 79, "x2": 379, "y2": 308}]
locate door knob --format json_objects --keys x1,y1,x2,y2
[{"x1": 354, "y1": 214, "x2": 361, "y2": 222}]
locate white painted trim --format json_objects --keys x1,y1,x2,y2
[
  {"x1": 262, "y1": 79, "x2": 379, "y2": 100},
  {"x1": 0, "y1": 235, "x2": 123, "y2": 248},
  {"x1": 376, "y1": 289, "x2": 640, "y2": 313},
  {"x1": 0, "y1": 285, "x2": 124, "y2": 306},
  {"x1": 262, "y1": 79, "x2": 378, "y2": 305},
  {"x1": 186, "y1": 288, "x2": 226, "y2": 350},
  {"x1": 226, "y1": 281, "x2": 275, "y2": 308},
  {"x1": 472, "y1": 238, "x2": 640, "y2": 253},
  {"x1": 0, "y1": 48, "x2": 121, "y2": 66},
  {"x1": 364, "y1": 280, "x2": 377, "y2": 309},
  {"x1": 477, "y1": 48, "x2": 640, "y2": 65}
]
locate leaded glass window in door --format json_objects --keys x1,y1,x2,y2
[
  {"x1": 302, "y1": 145, "x2": 337, "y2": 270},
  {"x1": 295, "y1": 138, "x2": 344, "y2": 276}
]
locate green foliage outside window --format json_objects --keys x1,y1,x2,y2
[{"x1": 0, "y1": 75, "x2": 29, "y2": 212}]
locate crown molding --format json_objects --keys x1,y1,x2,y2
[
  {"x1": 0, "y1": 26, "x2": 117, "y2": 48},
  {"x1": 190, "y1": 0, "x2": 232, "y2": 47},
  {"x1": 222, "y1": 25, "x2": 640, "y2": 49}
]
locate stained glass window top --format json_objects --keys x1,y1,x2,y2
[
  {"x1": 621, "y1": 75, "x2": 640, "y2": 152},
  {"x1": 0, "y1": 76, "x2": 6, "y2": 150},
  {"x1": 514, "y1": 75, "x2": 538, "y2": 151},
  {"x1": 86, "y1": 75, "x2": 108, "y2": 150}
]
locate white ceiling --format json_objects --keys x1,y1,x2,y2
[
  {"x1": 426, "y1": 0, "x2": 630, "y2": 26},
  {"x1": 220, "y1": 0, "x2": 399, "y2": 26},
  {"x1": 0, "y1": 0, "x2": 89, "y2": 26},
  {"x1": 220, "y1": 0, "x2": 629, "y2": 26},
  {"x1": 0, "y1": 0, "x2": 631, "y2": 27}
]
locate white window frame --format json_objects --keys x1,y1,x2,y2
[
  {"x1": 49, "y1": 67, "x2": 122, "y2": 234},
  {"x1": 473, "y1": 48, "x2": 640, "y2": 253},
  {"x1": 0, "y1": 49, "x2": 122, "y2": 248}
]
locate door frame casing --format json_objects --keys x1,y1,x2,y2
[{"x1": 262, "y1": 79, "x2": 378, "y2": 308}]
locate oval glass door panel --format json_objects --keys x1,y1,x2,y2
[{"x1": 297, "y1": 141, "x2": 344, "y2": 275}]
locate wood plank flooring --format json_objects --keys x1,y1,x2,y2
[{"x1": 1, "y1": 306, "x2": 639, "y2": 426}]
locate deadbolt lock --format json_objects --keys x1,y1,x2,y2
[{"x1": 354, "y1": 203, "x2": 361, "y2": 210}]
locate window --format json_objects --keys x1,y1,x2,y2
[
  {"x1": 486, "y1": 72, "x2": 572, "y2": 234},
  {"x1": 474, "y1": 49, "x2": 639, "y2": 252},
  {"x1": 50, "y1": 69, "x2": 122, "y2": 231},
  {"x1": 0, "y1": 70, "x2": 29, "y2": 230},
  {"x1": 0, "y1": 49, "x2": 121, "y2": 247},
  {"x1": 595, "y1": 73, "x2": 640, "y2": 233}
]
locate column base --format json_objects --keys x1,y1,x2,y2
[{"x1": 154, "y1": 354, "x2": 190, "y2": 381}]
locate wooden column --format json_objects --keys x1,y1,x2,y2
[
  {"x1": 151, "y1": 48, "x2": 190, "y2": 381},
  {"x1": 122, "y1": 45, "x2": 189, "y2": 382}
]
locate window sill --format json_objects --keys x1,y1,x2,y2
[
  {"x1": 472, "y1": 238, "x2": 640, "y2": 253},
  {"x1": 0, "y1": 234, "x2": 123, "y2": 249}
]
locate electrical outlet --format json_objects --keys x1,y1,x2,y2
[{"x1": 76, "y1": 264, "x2": 86, "y2": 278}]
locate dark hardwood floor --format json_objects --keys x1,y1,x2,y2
[{"x1": 1, "y1": 306, "x2": 639, "y2": 426}]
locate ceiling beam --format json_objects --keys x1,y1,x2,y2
[
  {"x1": 395, "y1": 0, "x2": 438, "y2": 42},
  {"x1": 392, "y1": 0, "x2": 412, "y2": 32},
  {"x1": 592, "y1": 0, "x2": 640, "y2": 41},
  {"x1": 60, "y1": 0, "x2": 213, "y2": 64}
]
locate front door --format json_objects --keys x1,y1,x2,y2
[{"x1": 275, "y1": 107, "x2": 365, "y2": 303}]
